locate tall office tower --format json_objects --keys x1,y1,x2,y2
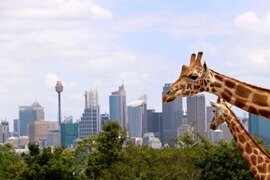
[
  {"x1": 109, "y1": 84, "x2": 127, "y2": 129},
  {"x1": 249, "y1": 113, "x2": 270, "y2": 146},
  {"x1": 79, "y1": 89, "x2": 100, "y2": 139},
  {"x1": 47, "y1": 130, "x2": 61, "y2": 147},
  {"x1": 147, "y1": 109, "x2": 162, "y2": 139},
  {"x1": 1, "y1": 120, "x2": 9, "y2": 143},
  {"x1": 19, "y1": 102, "x2": 44, "y2": 136},
  {"x1": 187, "y1": 94, "x2": 206, "y2": 136},
  {"x1": 28, "y1": 120, "x2": 56, "y2": 147},
  {"x1": 206, "y1": 106, "x2": 214, "y2": 138},
  {"x1": 101, "y1": 113, "x2": 110, "y2": 126},
  {"x1": 127, "y1": 95, "x2": 147, "y2": 138},
  {"x1": 162, "y1": 83, "x2": 183, "y2": 145},
  {"x1": 61, "y1": 116, "x2": 78, "y2": 147},
  {"x1": 13, "y1": 119, "x2": 19, "y2": 136}
]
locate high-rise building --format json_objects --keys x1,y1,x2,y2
[
  {"x1": 28, "y1": 120, "x2": 56, "y2": 147},
  {"x1": 187, "y1": 94, "x2": 206, "y2": 136},
  {"x1": 127, "y1": 95, "x2": 147, "y2": 138},
  {"x1": 13, "y1": 119, "x2": 19, "y2": 136},
  {"x1": 19, "y1": 102, "x2": 44, "y2": 136},
  {"x1": 101, "y1": 113, "x2": 110, "y2": 126},
  {"x1": 47, "y1": 130, "x2": 61, "y2": 147},
  {"x1": 61, "y1": 116, "x2": 78, "y2": 147},
  {"x1": 147, "y1": 109, "x2": 162, "y2": 139},
  {"x1": 249, "y1": 113, "x2": 270, "y2": 146},
  {"x1": 109, "y1": 84, "x2": 127, "y2": 129},
  {"x1": 1, "y1": 120, "x2": 9, "y2": 143},
  {"x1": 206, "y1": 106, "x2": 214, "y2": 138},
  {"x1": 79, "y1": 89, "x2": 100, "y2": 139},
  {"x1": 162, "y1": 83, "x2": 183, "y2": 145}
]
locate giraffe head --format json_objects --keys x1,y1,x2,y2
[
  {"x1": 210, "y1": 98, "x2": 232, "y2": 130},
  {"x1": 163, "y1": 52, "x2": 213, "y2": 102}
]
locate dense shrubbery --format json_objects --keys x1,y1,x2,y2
[{"x1": 0, "y1": 121, "x2": 254, "y2": 179}]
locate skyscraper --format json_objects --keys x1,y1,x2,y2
[
  {"x1": 147, "y1": 109, "x2": 162, "y2": 139},
  {"x1": 249, "y1": 113, "x2": 270, "y2": 146},
  {"x1": 61, "y1": 116, "x2": 78, "y2": 147},
  {"x1": 206, "y1": 106, "x2": 214, "y2": 138},
  {"x1": 109, "y1": 84, "x2": 127, "y2": 129},
  {"x1": 1, "y1": 120, "x2": 9, "y2": 143},
  {"x1": 13, "y1": 119, "x2": 19, "y2": 136},
  {"x1": 162, "y1": 83, "x2": 183, "y2": 145},
  {"x1": 19, "y1": 102, "x2": 44, "y2": 136},
  {"x1": 28, "y1": 120, "x2": 56, "y2": 147},
  {"x1": 79, "y1": 89, "x2": 100, "y2": 139},
  {"x1": 101, "y1": 113, "x2": 110, "y2": 126},
  {"x1": 127, "y1": 95, "x2": 147, "y2": 138},
  {"x1": 187, "y1": 94, "x2": 206, "y2": 136}
]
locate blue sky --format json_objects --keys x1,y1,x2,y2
[{"x1": 1, "y1": 0, "x2": 270, "y2": 126}]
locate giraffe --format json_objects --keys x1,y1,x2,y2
[
  {"x1": 210, "y1": 98, "x2": 270, "y2": 180},
  {"x1": 162, "y1": 52, "x2": 270, "y2": 119}
]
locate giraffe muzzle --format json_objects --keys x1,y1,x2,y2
[
  {"x1": 210, "y1": 124, "x2": 217, "y2": 130},
  {"x1": 162, "y1": 93, "x2": 176, "y2": 102}
]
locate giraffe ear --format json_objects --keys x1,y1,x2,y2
[
  {"x1": 190, "y1": 53, "x2": 196, "y2": 65},
  {"x1": 203, "y1": 61, "x2": 208, "y2": 71}
]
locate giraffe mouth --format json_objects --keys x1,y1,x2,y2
[
  {"x1": 162, "y1": 90, "x2": 176, "y2": 102},
  {"x1": 162, "y1": 95, "x2": 176, "y2": 102},
  {"x1": 210, "y1": 124, "x2": 217, "y2": 130}
]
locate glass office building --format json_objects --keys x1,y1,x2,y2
[
  {"x1": 249, "y1": 113, "x2": 270, "y2": 146},
  {"x1": 61, "y1": 116, "x2": 78, "y2": 147}
]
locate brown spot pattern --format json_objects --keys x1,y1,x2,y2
[
  {"x1": 258, "y1": 156, "x2": 263, "y2": 164},
  {"x1": 212, "y1": 82, "x2": 222, "y2": 88},
  {"x1": 258, "y1": 164, "x2": 266, "y2": 172},
  {"x1": 251, "y1": 154, "x2": 257, "y2": 165},
  {"x1": 225, "y1": 80, "x2": 236, "y2": 89},
  {"x1": 221, "y1": 92, "x2": 232, "y2": 102},
  {"x1": 235, "y1": 98, "x2": 247, "y2": 109},
  {"x1": 258, "y1": 109, "x2": 270, "y2": 119},
  {"x1": 238, "y1": 134, "x2": 246, "y2": 144},
  {"x1": 248, "y1": 106, "x2": 258, "y2": 115},
  {"x1": 235, "y1": 85, "x2": 252, "y2": 98},
  {"x1": 252, "y1": 93, "x2": 268, "y2": 107},
  {"x1": 245, "y1": 143, "x2": 252, "y2": 154},
  {"x1": 215, "y1": 74, "x2": 223, "y2": 81}
]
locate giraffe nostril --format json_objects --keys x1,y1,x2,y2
[
  {"x1": 210, "y1": 124, "x2": 216, "y2": 130},
  {"x1": 166, "y1": 90, "x2": 171, "y2": 95}
]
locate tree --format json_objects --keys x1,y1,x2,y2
[
  {"x1": 0, "y1": 144, "x2": 25, "y2": 179},
  {"x1": 86, "y1": 121, "x2": 127, "y2": 179}
]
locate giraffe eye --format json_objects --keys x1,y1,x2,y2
[{"x1": 189, "y1": 74, "x2": 198, "y2": 80}]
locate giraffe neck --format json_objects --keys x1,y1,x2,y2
[
  {"x1": 224, "y1": 109, "x2": 270, "y2": 179},
  {"x1": 209, "y1": 69, "x2": 270, "y2": 119}
]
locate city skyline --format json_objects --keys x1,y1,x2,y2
[{"x1": 1, "y1": 0, "x2": 270, "y2": 126}]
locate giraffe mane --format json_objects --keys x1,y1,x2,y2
[{"x1": 211, "y1": 69, "x2": 270, "y2": 93}]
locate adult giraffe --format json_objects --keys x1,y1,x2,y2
[
  {"x1": 162, "y1": 52, "x2": 270, "y2": 119},
  {"x1": 210, "y1": 98, "x2": 270, "y2": 180}
]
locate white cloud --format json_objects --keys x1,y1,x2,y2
[
  {"x1": 0, "y1": 0, "x2": 113, "y2": 20},
  {"x1": 234, "y1": 11, "x2": 270, "y2": 34},
  {"x1": 45, "y1": 74, "x2": 60, "y2": 87}
]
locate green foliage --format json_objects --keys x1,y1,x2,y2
[
  {"x1": 0, "y1": 123, "x2": 258, "y2": 179},
  {"x1": 0, "y1": 144, "x2": 25, "y2": 179},
  {"x1": 194, "y1": 140, "x2": 253, "y2": 180},
  {"x1": 20, "y1": 144, "x2": 85, "y2": 180},
  {"x1": 86, "y1": 121, "x2": 127, "y2": 179}
]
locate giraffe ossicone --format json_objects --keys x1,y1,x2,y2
[
  {"x1": 162, "y1": 52, "x2": 270, "y2": 119},
  {"x1": 210, "y1": 98, "x2": 270, "y2": 179}
]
